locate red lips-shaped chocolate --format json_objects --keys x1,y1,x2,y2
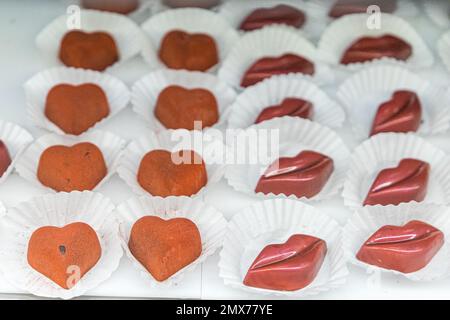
[
  {"x1": 329, "y1": 0, "x2": 397, "y2": 18},
  {"x1": 0, "y1": 140, "x2": 12, "y2": 178},
  {"x1": 357, "y1": 220, "x2": 444, "y2": 273},
  {"x1": 363, "y1": 158, "x2": 430, "y2": 206},
  {"x1": 340, "y1": 35, "x2": 412, "y2": 65},
  {"x1": 241, "y1": 54, "x2": 315, "y2": 88},
  {"x1": 255, "y1": 98, "x2": 313, "y2": 124},
  {"x1": 239, "y1": 4, "x2": 306, "y2": 31},
  {"x1": 370, "y1": 90, "x2": 422, "y2": 137},
  {"x1": 244, "y1": 234, "x2": 327, "y2": 291},
  {"x1": 255, "y1": 150, "x2": 334, "y2": 198}
]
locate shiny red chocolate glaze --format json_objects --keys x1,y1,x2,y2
[
  {"x1": 0, "y1": 140, "x2": 11, "y2": 177},
  {"x1": 329, "y1": 0, "x2": 397, "y2": 18},
  {"x1": 244, "y1": 234, "x2": 327, "y2": 291},
  {"x1": 357, "y1": 220, "x2": 444, "y2": 273},
  {"x1": 239, "y1": 4, "x2": 306, "y2": 31},
  {"x1": 255, "y1": 98, "x2": 313, "y2": 124}
]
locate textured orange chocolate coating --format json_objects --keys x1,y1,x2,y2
[
  {"x1": 137, "y1": 149, "x2": 207, "y2": 197},
  {"x1": 27, "y1": 222, "x2": 101, "y2": 290},
  {"x1": 45, "y1": 83, "x2": 110, "y2": 135},
  {"x1": 59, "y1": 30, "x2": 119, "y2": 71},
  {"x1": 81, "y1": 0, "x2": 140, "y2": 14},
  {"x1": 129, "y1": 216, "x2": 202, "y2": 282},
  {"x1": 37, "y1": 142, "x2": 107, "y2": 192}
]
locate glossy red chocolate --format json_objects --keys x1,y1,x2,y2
[
  {"x1": 239, "y1": 4, "x2": 306, "y2": 31},
  {"x1": 329, "y1": 0, "x2": 397, "y2": 18},
  {"x1": 255, "y1": 98, "x2": 313, "y2": 124},
  {"x1": 340, "y1": 35, "x2": 412, "y2": 65},
  {"x1": 0, "y1": 140, "x2": 11, "y2": 177},
  {"x1": 255, "y1": 150, "x2": 334, "y2": 198},
  {"x1": 357, "y1": 220, "x2": 444, "y2": 273},
  {"x1": 363, "y1": 158, "x2": 430, "y2": 206},
  {"x1": 81, "y1": 0, "x2": 139, "y2": 14},
  {"x1": 241, "y1": 54, "x2": 315, "y2": 88},
  {"x1": 244, "y1": 234, "x2": 327, "y2": 291},
  {"x1": 370, "y1": 90, "x2": 422, "y2": 136}
]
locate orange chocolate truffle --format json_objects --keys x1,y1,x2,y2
[
  {"x1": 81, "y1": 0, "x2": 140, "y2": 14},
  {"x1": 37, "y1": 142, "x2": 107, "y2": 192},
  {"x1": 45, "y1": 83, "x2": 110, "y2": 135},
  {"x1": 27, "y1": 222, "x2": 101, "y2": 289}
]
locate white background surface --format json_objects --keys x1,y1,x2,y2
[{"x1": 0, "y1": 0, "x2": 449, "y2": 299}]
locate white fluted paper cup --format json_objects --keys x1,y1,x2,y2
[
  {"x1": 344, "y1": 202, "x2": 450, "y2": 281},
  {"x1": 0, "y1": 191, "x2": 122, "y2": 299},
  {"x1": 25, "y1": 67, "x2": 130, "y2": 135},
  {"x1": 336, "y1": 65, "x2": 450, "y2": 140},
  {"x1": 438, "y1": 31, "x2": 450, "y2": 75},
  {"x1": 116, "y1": 195, "x2": 227, "y2": 286},
  {"x1": 424, "y1": 0, "x2": 450, "y2": 29},
  {"x1": 15, "y1": 130, "x2": 126, "y2": 192},
  {"x1": 219, "y1": 198, "x2": 348, "y2": 297},
  {"x1": 226, "y1": 74, "x2": 345, "y2": 129},
  {"x1": 131, "y1": 69, "x2": 236, "y2": 132},
  {"x1": 342, "y1": 133, "x2": 450, "y2": 210}
]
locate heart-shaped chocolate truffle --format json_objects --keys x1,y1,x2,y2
[
  {"x1": 241, "y1": 54, "x2": 315, "y2": 88},
  {"x1": 239, "y1": 4, "x2": 306, "y2": 31},
  {"x1": 59, "y1": 30, "x2": 119, "y2": 71},
  {"x1": 45, "y1": 83, "x2": 110, "y2": 135},
  {"x1": 364, "y1": 158, "x2": 429, "y2": 206},
  {"x1": 158, "y1": 30, "x2": 219, "y2": 72},
  {"x1": 163, "y1": 0, "x2": 220, "y2": 8},
  {"x1": 340, "y1": 34, "x2": 412, "y2": 65},
  {"x1": 357, "y1": 220, "x2": 444, "y2": 273},
  {"x1": 128, "y1": 216, "x2": 202, "y2": 282},
  {"x1": 27, "y1": 222, "x2": 101, "y2": 289},
  {"x1": 255, "y1": 97, "x2": 313, "y2": 124},
  {"x1": 0, "y1": 140, "x2": 12, "y2": 177},
  {"x1": 81, "y1": 0, "x2": 139, "y2": 14},
  {"x1": 255, "y1": 150, "x2": 334, "y2": 198},
  {"x1": 370, "y1": 90, "x2": 422, "y2": 136},
  {"x1": 329, "y1": 0, "x2": 397, "y2": 18},
  {"x1": 155, "y1": 85, "x2": 219, "y2": 130},
  {"x1": 244, "y1": 234, "x2": 327, "y2": 291},
  {"x1": 137, "y1": 149, "x2": 207, "y2": 197},
  {"x1": 37, "y1": 142, "x2": 107, "y2": 192}
]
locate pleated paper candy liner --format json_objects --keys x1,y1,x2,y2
[
  {"x1": 0, "y1": 191, "x2": 122, "y2": 299},
  {"x1": 336, "y1": 65, "x2": 450, "y2": 140},
  {"x1": 218, "y1": 198, "x2": 348, "y2": 297},
  {"x1": 217, "y1": 24, "x2": 334, "y2": 90},
  {"x1": 226, "y1": 74, "x2": 345, "y2": 130},
  {"x1": 15, "y1": 130, "x2": 126, "y2": 193},
  {"x1": 424, "y1": 0, "x2": 450, "y2": 29},
  {"x1": 0, "y1": 120, "x2": 33, "y2": 185},
  {"x1": 25, "y1": 67, "x2": 130, "y2": 135},
  {"x1": 140, "y1": 8, "x2": 239, "y2": 72},
  {"x1": 116, "y1": 195, "x2": 227, "y2": 286},
  {"x1": 438, "y1": 31, "x2": 450, "y2": 74},
  {"x1": 117, "y1": 129, "x2": 226, "y2": 197},
  {"x1": 317, "y1": 13, "x2": 434, "y2": 70},
  {"x1": 131, "y1": 69, "x2": 237, "y2": 132},
  {"x1": 36, "y1": 9, "x2": 144, "y2": 70},
  {"x1": 343, "y1": 202, "x2": 450, "y2": 281},
  {"x1": 342, "y1": 133, "x2": 450, "y2": 211},
  {"x1": 225, "y1": 117, "x2": 350, "y2": 201}
]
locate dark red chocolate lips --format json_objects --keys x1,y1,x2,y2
[
  {"x1": 370, "y1": 90, "x2": 422, "y2": 137},
  {"x1": 241, "y1": 54, "x2": 315, "y2": 88},
  {"x1": 340, "y1": 35, "x2": 412, "y2": 65},
  {"x1": 240, "y1": 4, "x2": 306, "y2": 31},
  {"x1": 255, "y1": 98, "x2": 313, "y2": 124},
  {"x1": 244, "y1": 234, "x2": 327, "y2": 291},
  {"x1": 363, "y1": 158, "x2": 430, "y2": 206},
  {"x1": 329, "y1": 0, "x2": 397, "y2": 18},
  {"x1": 357, "y1": 220, "x2": 444, "y2": 273},
  {"x1": 255, "y1": 150, "x2": 334, "y2": 198},
  {"x1": 0, "y1": 140, "x2": 11, "y2": 177}
]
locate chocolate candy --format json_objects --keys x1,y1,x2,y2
[
  {"x1": 0, "y1": 140, "x2": 12, "y2": 177},
  {"x1": 255, "y1": 97, "x2": 313, "y2": 124},
  {"x1": 163, "y1": 0, "x2": 220, "y2": 8},
  {"x1": 240, "y1": 4, "x2": 306, "y2": 31},
  {"x1": 329, "y1": 0, "x2": 397, "y2": 18},
  {"x1": 81, "y1": 0, "x2": 139, "y2": 14}
]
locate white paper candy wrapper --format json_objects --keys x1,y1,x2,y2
[
  {"x1": 336, "y1": 65, "x2": 450, "y2": 140},
  {"x1": 225, "y1": 117, "x2": 350, "y2": 201},
  {"x1": 226, "y1": 74, "x2": 345, "y2": 129},
  {"x1": 116, "y1": 195, "x2": 227, "y2": 286},
  {"x1": 140, "y1": 7, "x2": 239, "y2": 72},
  {"x1": 343, "y1": 202, "x2": 450, "y2": 281},
  {"x1": 318, "y1": 13, "x2": 433, "y2": 70},
  {"x1": 25, "y1": 67, "x2": 130, "y2": 135},
  {"x1": 0, "y1": 120, "x2": 33, "y2": 185},
  {"x1": 424, "y1": 0, "x2": 450, "y2": 29},
  {"x1": 438, "y1": 31, "x2": 450, "y2": 75},
  {"x1": 117, "y1": 129, "x2": 226, "y2": 197},
  {"x1": 218, "y1": 24, "x2": 334, "y2": 90},
  {"x1": 15, "y1": 130, "x2": 126, "y2": 192},
  {"x1": 131, "y1": 69, "x2": 236, "y2": 132},
  {"x1": 0, "y1": 191, "x2": 122, "y2": 299},
  {"x1": 219, "y1": 198, "x2": 348, "y2": 297},
  {"x1": 36, "y1": 9, "x2": 144, "y2": 70},
  {"x1": 342, "y1": 133, "x2": 450, "y2": 210}
]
